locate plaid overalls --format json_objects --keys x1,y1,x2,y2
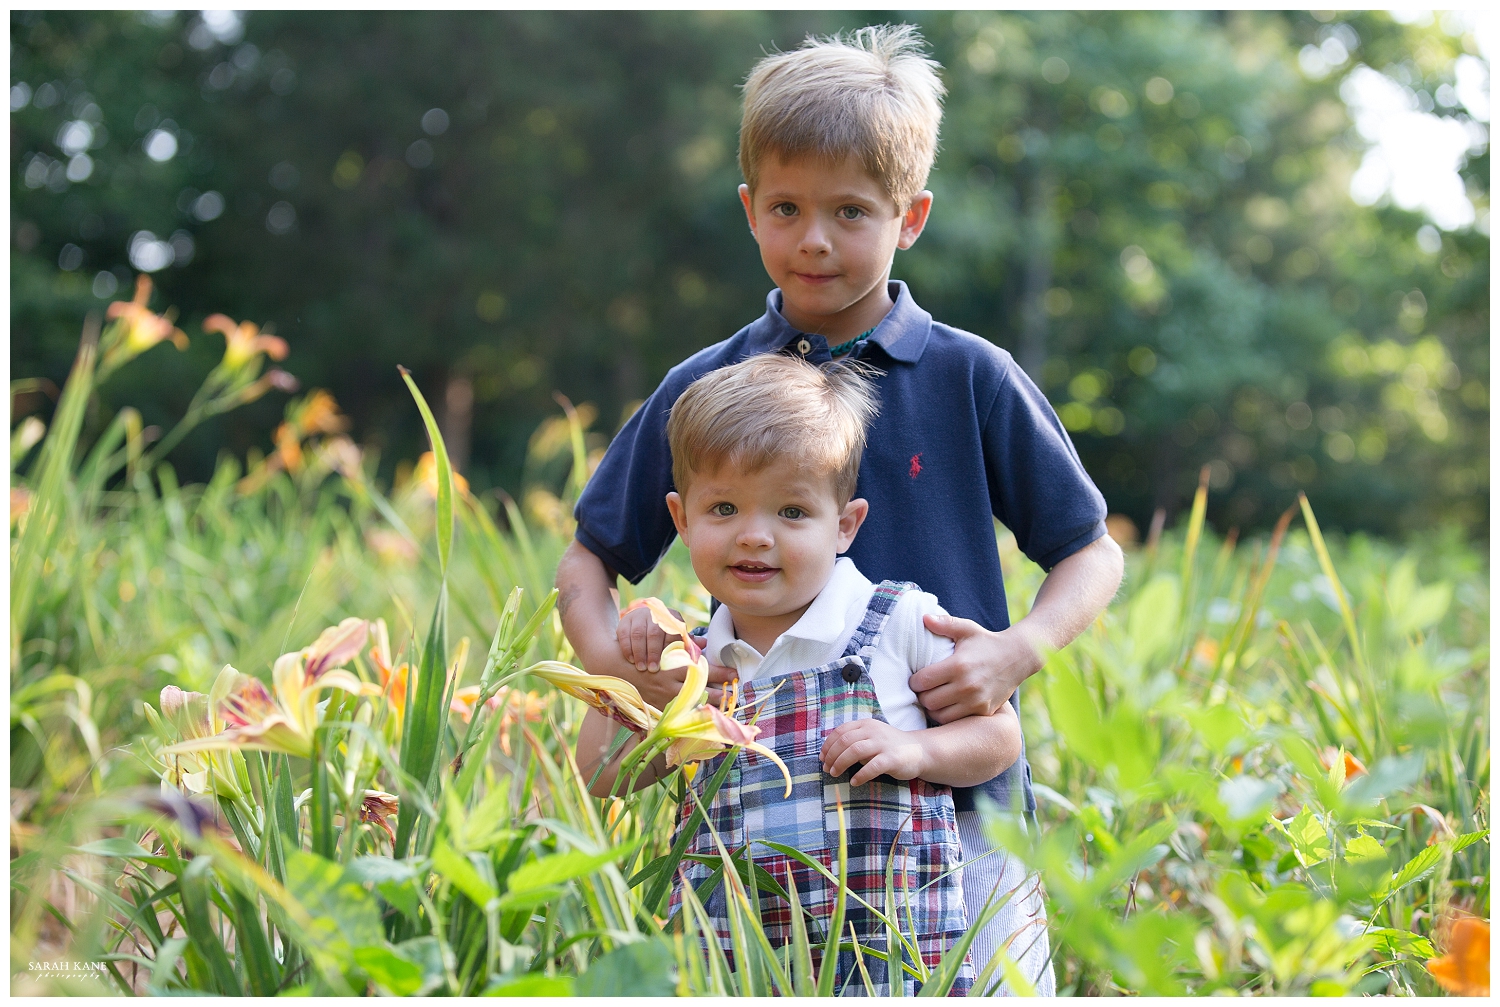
[{"x1": 672, "y1": 581, "x2": 974, "y2": 996}]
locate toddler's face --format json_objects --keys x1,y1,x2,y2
[
  {"x1": 666, "y1": 457, "x2": 867, "y2": 641},
  {"x1": 739, "y1": 154, "x2": 930, "y2": 337}
]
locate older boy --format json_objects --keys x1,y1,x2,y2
[{"x1": 558, "y1": 25, "x2": 1124, "y2": 993}]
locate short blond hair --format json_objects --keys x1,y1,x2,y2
[
  {"x1": 739, "y1": 24, "x2": 946, "y2": 209},
  {"x1": 668, "y1": 353, "x2": 880, "y2": 504}
]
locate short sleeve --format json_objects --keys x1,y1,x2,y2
[
  {"x1": 894, "y1": 589, "x2": 956, "y2": 673},
  {"x1": 982, "y1": 360, "x2": 1108, "y2": 571},
  {"x1": 572, "y1": 379, "x2": 681, "y2": 584}
]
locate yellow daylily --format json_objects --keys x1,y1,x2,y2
[
  {"x1": 529, "y1": 661, "x2": 660, "y2": 734},
  {"x1": 649, "y1": 636, "x2": 791, "y2": 795},
  {"x1": 369, "y1": 618, "x2": 411, "y2": 723},
  {"x1": 451, "y1": 685, "x2": 549, "y2": 755},
  {"x1": 167, "y1": 618, "x2": 379, "y2": 759},
  {"x1": 203, "y1": 313, "x2": 290, "y2": 371},
  {"x1": 144, "y1": 684, "x2": 248, "y2": 800}
]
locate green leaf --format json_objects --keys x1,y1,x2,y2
[
  {"x1": 284, "y1": 850, "x2": 385, "y2": 960},
  {"x1": 506, "y1": 840, "x2": 638, "y2": 895},
  {"x1": 1127, "y1": 574, "x2": 1180, "y2": 663},
  {"x1": 1383, "y1": 844, "x2": 1445, "y2": 896},
  {"x1": 575, "y1": 939, "x2": 678, "y2": 997},
  {"x1": 432, "y1": 840, "x2": 497, "y2": 907},
  {"x1": 1344, "y1": 834, "x2": 1386, "y2": 861},
  {"x1": 399, "y1": 366, "x2": 453, "y2": 576},
  {"x1": 354, "y1": 946, "x2": 424, "y2": 996},
  {"x1": 483, "y1": 973, "x2": 576, "y2": 996},
  {"x1": 1449, "y1": 829, "x2": 1488, "y2": 854},
  {"x1": 1365, "y1": 927, "x2": 1435, "y2": 958}
]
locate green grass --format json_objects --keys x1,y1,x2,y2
[{"x1": 10, "y1": 318, "x2": 1488, "y2": 996}]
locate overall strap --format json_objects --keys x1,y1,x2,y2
[{"x1": 841, "y1": 580, "x2": 918, "y2": 659}]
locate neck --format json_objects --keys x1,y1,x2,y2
[
  {"x1": 781, "y1": 276, "x2": 895, "y2": 343},
  {"x1": 729, "y1": 603, "x2": 812, "y2": 657}
]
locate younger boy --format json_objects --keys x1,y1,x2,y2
[
  {"x1": 559, "y1": 25, "x2": 1124, "y2": 994},
  {"x1": 576, "y1": 353, "x2": 1020, "y2": 994}
]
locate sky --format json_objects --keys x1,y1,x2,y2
[{"x1": 1337, "y1": 9, "x2": 1491, "y2": 233}]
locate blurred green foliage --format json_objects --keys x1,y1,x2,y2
[{"x1": 9, "y1": 10, "x2": 1489, "y2": 536}]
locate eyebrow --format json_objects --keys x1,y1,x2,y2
[{"x1": 760, "y1": 190, "x2": 879, "y2": 204}]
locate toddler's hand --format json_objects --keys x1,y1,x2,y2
[
  {"x1": 821, "y1": 718, "x2": 926, "y2": 787},
  {"x1": 616, "y1": 603, "x2": 681, "y2": 673}
]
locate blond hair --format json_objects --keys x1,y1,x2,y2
[
  {"x1": 739, "y1": 23, "x2": 946, "y2": 209},
  {"x1": 668, "y1": 353, "x2": 880, "y2": 504}
]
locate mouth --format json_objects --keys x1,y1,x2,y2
[
  {"x1": 791, "y1": 271, "x2": 839, "y2": 284},
  {"x1": 728, "y1": 562, "x2": 780, "y2": 583}
]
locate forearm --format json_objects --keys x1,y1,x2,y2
[
  {"x1": 575, "y1": 710, "x2": 663, "y2": 798},
  {"x1": 912, "y1": 708, "x2": 1021, "y2": 788},
  {"x1": 1009, "y1": 534, "x2": 1125, "y2": 675},
  {"x1": 556, "y1": 539, "x2": 633, "y2": 676}
]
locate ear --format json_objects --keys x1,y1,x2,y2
[
  {"x1": 738, "y1": 184, "x2": 758, "y2": 240},
  {"x1": 896, "y1": 190, "x2": 933, "y2": 250},
  {"x1": 666, "y1": 491, "x2": 690, "y2": 544},
  {"x1": 835, "y1": 497, "x2": 869, "y2": 553}
]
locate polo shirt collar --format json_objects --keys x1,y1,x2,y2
[
  {"x1": 703, "y1": 557, "x2": 873, "y2": 666},
  {"x1": 744, "y1": 280, "x2": 932, "y2": 364}
]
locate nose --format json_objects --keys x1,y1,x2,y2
[
  {"x1": 797, "y1": 216, "x2": 832, "y2": 257},
  {"x1": 735, "y1": 515, "x2": 774, "y2": 549}
]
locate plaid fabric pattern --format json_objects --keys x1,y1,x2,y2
[{"x1": 671, "y1": 582, "x2": 974, "y2": 996}]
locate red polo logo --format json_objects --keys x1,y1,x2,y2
[{"x1": 909, "y1": 453, "x2": 922, "y2": 478}]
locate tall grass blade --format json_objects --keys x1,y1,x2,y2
[
  {"x1": 1298, "y1": 492, "x2": 1364, "y2": 670},
  {"x1": 399, "y1": 365, "x2": 454, "y2": 577},
  {"x1": 12, "y1": 317, "x2": 98, "y2": 665}
]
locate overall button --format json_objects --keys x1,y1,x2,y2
[
  {"x1": 796, "y1": 338, "x2": 811, "y2": 355},
  {"x1": 841, "y1": 663, "x2": 861, "y2": 683}
]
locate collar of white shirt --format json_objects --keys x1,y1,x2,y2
[{"x1": 703, "y1": 557, "x2": 875, "y2": 677}]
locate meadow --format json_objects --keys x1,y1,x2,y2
[{"x1": 9, "y1": 305, "x2": 1489, "y2": 996}]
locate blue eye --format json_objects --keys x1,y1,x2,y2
[
  {"x1": 780, "y1": 507, "x2": 804, "y2": 520},
  {"x1": 712, "y1": 502, "x2": 736, "y2": 517}
]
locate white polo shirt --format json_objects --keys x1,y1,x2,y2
[{"x1": 702, "y1": 557, "x2": 954, "y2": 733}]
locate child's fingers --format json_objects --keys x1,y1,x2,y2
[{"x1": 821, "y1": 724, "x2": 877, "y2": 777}]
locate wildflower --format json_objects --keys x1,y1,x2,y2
[
  {"x1": 98, "y1": 275, "x2": 189, "y2": 379},
  {"x1": 11, "y1": 487, "x2": 32, "y2": 526},
  {"x1": 146, "y1": 685, "x2": 247, "y2": 800},
  {"x1": 1319, "y1": 746, "x2": 1367, "y2": 783},
  {"x1": 107, "y1": 275, "x2": 189, "y2": 355},
  {"x1": 451, "y1": 686, "x2": 548, "y2": 755},
  {"x1": 202, "y1": 313, "x2": 290, "y2": 371},
  {"x1": 647, "y1": 632, "x2": 791, "y2": 794},
  {"x1": 413, "y1": 451, "x2": 471, "y2": 498},
  {"x1": 167, "y1": 618, "x2": 378, "y2": 759},
  {"x1": 1426, "y1": 916, "x2": 1489, "y2": 996},
  {"x1": 370, "y1": 618, "x2": 410, "y2": 720},
  {"x1": 529, "y1": 661, "x2": 660, "y2": 734},
  {"x1": 359, "y1": 790, "x2": 400, "y2": 845}
]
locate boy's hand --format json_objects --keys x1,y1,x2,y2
[
  {"x1": 616, "y1": 604, "x2": 680, "y2": 673},
  {"x1": 821, "y1": 718, "x2": 927, "y2": 786},
  {"x1": 908, "y1": 616, "x2": 1044, "y2": 724}
]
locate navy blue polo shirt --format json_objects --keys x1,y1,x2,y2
[{"x1": 574, "y1": 280, "x2": 1109, "y2": 813}]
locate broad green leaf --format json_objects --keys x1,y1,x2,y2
[
  {"x1": 353, "y1": 946, "x2": 423, "y2": 996},
  {"x1": 284, "y1": 850, "x2": 384, "y2": 959},
  {"x1": 1218, "y1": 776, "x2": 1281, "y2": 822},
  {"x1": 1365, "y1": 927, "x2": 1435, "y2": 958},
  {"x1": 483, "y1": 973, "x2": 576, "y2": 996},
  {"x1": 1043, "y1": 657, "x2": 1108, "y2": 767},
  {"x1": 432, "y1": 840, "x2": 497, "y2": 907},
  {"x1": 1449, "y1": 829, "x2": 1488, "y2": 854},
  {"x1": 1344, "y1": 835, "x2": 1386, "y2": 861},
  {"x1": 1127, "y1": 574, "x2": 1180, "y2": 663},
  {"x1": 506, "y1": 840, "x2": 637, "y2": 895},
  {"x1": 575, "y1": 939, "x2": 678, "y2": 997},
  {"x1": 1383, "y1": 844, "x2": 1444, "y2": 896}
]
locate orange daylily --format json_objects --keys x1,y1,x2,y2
[
  {"x1": 370, "y1": 618, "x2": 411, "y2": 722},
  {"x1": 1319, "y1": 746, "x2": 1367, "y2": 783},
  {"x1": 414, "y1": 451, "x2": 470, "y2": 498},
  {"x1": 1427, "y1": 916, "x2": 1489, "y2": 996},
  {"x1": 107, "y1": 275, "x2": 189, "y2": 354},
  {"x1": 450, "y1": 686, "x2": 548, "y2": 755},
  {"x1": 203, "y1": 313, "x2": 290, "y2": 370}
]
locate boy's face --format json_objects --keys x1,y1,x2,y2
[
  {"x1": 739, "y1": 155, "x2": 931, "y2": 339},
  {"x1": 666, "y1": 457, "x2": 868, "y2": 640}
]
